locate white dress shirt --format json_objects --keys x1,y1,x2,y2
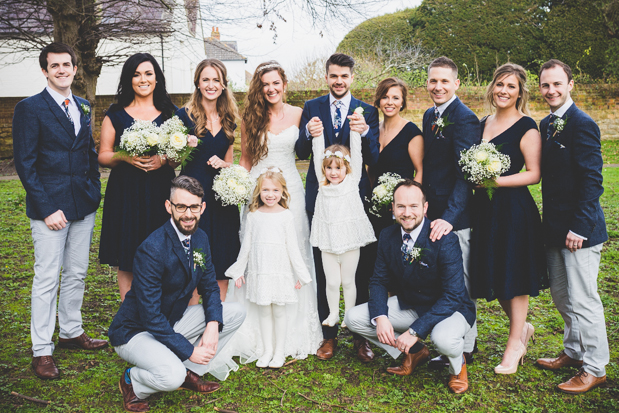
[
  {"x1": 46, "y1": 86, "x2": 81, "y2": 136},
  {"x1": 306, "y1": 91, "x2": 369, "y2": 138},
  {"x1": 435, "y1": 94, "x2": 457, "y2": 117}
]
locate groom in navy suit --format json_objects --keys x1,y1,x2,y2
[
  {"x1": 12, "y1": 43, "x2": 105, "y2": 380},
  {"x1": 295, "y1": 53, "x2": 380, "y2": 361},
  {"x1": 535, "y1": 60, "x2": 608, "y2": 394},
  {"x1": 109, "y1": 176, "x2": 245, "y2": 412},
  {"x1": 345, "y1": 180, "x2": 475, "y2": 394},
  {"x1": 421, "y1": 57, "x2": 481, "y2": 369}
]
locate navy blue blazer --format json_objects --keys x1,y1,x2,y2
[
  {"x1": 108, "y1": 220, "x2": 223, "y2": 361},
  {"x1": 12, "y1": 89, "x2": 101, "y2": 220},
  {"x1": 295, "y1": 94, "x2": 380, "y2": 213},
  {"x1": 368, "y1": 220, "x2": 476, "y2": 339},
  {"x1": 540, "y1": 104, "x2": 608, "y2": 248},
  {"x1": 422, "y1": 97, "x2": 480, "y2": 230}
]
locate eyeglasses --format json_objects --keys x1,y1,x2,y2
[{"x1": 170, "y1": 201, "x2": 202, "y2": 213}]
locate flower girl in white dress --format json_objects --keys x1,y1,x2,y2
[
  {"x1": 310, "y1": 130, "x2": 376, "y2": 328},
  {"x1": 225, "y1": 167, "x2": 313, "y2": 368}
]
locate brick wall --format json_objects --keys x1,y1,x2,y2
[{"x1": 2, "y1": 84, "x2": 618, "y2": 159}]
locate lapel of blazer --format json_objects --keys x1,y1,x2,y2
[
  {"x1": 540, "y1": 114, "x2": 552, "y2": 156},
  {"x1": 399, "y1": 219, "x2": 431, "y2": 276},
  {"x1": 164, "y1": 221, "x2": 191, "y2": 279},
  {"x1": 73, "y1": 96, "x2": 90, "y2": 147},
  {"x1": 41, "y1": 89, "x2": 76, "y2": 139},
  {"x1": 422, "y1": 108, "x2": 435, "y2": 149},
  {"x1": 319, "y1": 95, "x2": 334, "y2": 146}
]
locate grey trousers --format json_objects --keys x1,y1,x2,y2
[
  {"x1": 115, "y1": 303, "x2": 246, "y2": 399},
  {"x1": 453, "y1": 228, "x2": 477, "y2": 353},
  {"x1": 29, "y1": 212, "x2": 96, "y2": 356},
  {"x1": 547, "y1": 244, "x2": 609, "y2": 377},
  {"x1": 345, "y1": 297, "x2": 471, "y2": 375}
]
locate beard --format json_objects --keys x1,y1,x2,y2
[
  {"x1": 173, "y1": 214, "x2": 200, "y2": 236},
  {"x1": 397, "y1": 215, "x2": 423, "y2": 233}
]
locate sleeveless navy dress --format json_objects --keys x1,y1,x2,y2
[
  {"x1": 99, "y1": 108, "x2": 176, "y2": 272},
  {"x1": 470, "y1": 116, "x2": 548, "y2": 301},
  {"x1": 177, "y1": 107, "x2": 240, "y2": 280}
]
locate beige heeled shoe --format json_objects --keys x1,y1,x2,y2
[
  {"x1": 494, "y1": 343, "x2": 527, "y2": 375},
  {"x1": 522, "y1": 322, "x2": 535, "y2": 348}
]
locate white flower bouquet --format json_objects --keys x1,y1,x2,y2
[
  {"x1": 158, "y1": 116, "x2": 198, "y2": 166},
  {"x1": 114, "y1": 119, "x2": 160, "y2": 158},
  {"x1": 368, "y1": 172, "x2": 404, "y2": 217},
  {"x1": 212, "y1": 165, "x2": 254, "y2": 206},
  {"x1": 459, "y1": 140, "x2": 511, "y2": 200}
]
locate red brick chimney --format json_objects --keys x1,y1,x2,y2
[{"x1": 211, "y1": 27, "x2": 220, "y2": 41}]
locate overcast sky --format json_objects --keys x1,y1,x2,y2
[{"x1": 207, "y1": 0, "x2": 422, "y2": 75}]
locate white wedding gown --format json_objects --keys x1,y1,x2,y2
[{"x1": 206, "y1": 125, "x2": 322, "y2": 380}]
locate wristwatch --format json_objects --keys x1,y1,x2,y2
[{"x1": 409, "y1": 328, "x2": 418, "y2": 337}]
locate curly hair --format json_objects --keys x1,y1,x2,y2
[
  {"x1": 184, "y1": 59, "x2": 238, "y2": 144},
  {"x1": 321, "y1": 144, "x2": 352, "y2": 185},
  {"x1": 248, "y1": 168, "x2": 290, "y2": 211},
  {"x1": 242, "y1": 61, "x2": 288, "y2": 166}
]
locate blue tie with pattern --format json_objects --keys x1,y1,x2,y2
[
  {"x1": 182, "y1": 238, "x2": 190, "y2": 259},
  {"x1": 63, "y1": 98, "x2": 74, "y2": 126},
  {"x1": 401, "y1": 233, "x2": 412, "y2": 263},
  {"x1": 546, "y1": 114, "x2": 557, "y2": 140},
  {"x1": 333, "y1": 100, "x2": 343, "y2": 136}
]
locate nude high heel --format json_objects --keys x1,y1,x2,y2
[
  {"x1": 522, "y1": 322, "x2": 535, "y2": 348},
  {"x1": 494, "y1": 343, "x2": 527, "y2": 375}
]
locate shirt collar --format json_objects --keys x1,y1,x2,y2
[
  {"x1": 170, "y1": 217, "x2": 191, "y2": 244},
  {"x1": 329, "y1": 92, "x2": 352, "y2": 109},
  {"x1": 46, "y1": 86, "x2": 74, "y2": 106},
  {"x1": 551, "y1": 97, "x2": 573, "y2": 118},
  {"x1": 401, "y1": 218, "x2": 425, "y2": 245},
  {"x1": 435, "y1": 94, "x2": 457, "y2": 116}
]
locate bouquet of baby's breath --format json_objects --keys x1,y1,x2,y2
[
  {"x1": 367, "y1": 172, "x2": 404, "y2": 217},
  {"x1": 213, "y1": 165, "x2": 254, "y2": 206},
  {"x1": 158, "y1": 116, "x2": 197, "y2": 166},
  {"x1": 459, "y1": 140, "x2": 511, "y2": 200},
  {"x1": 114, "y1": 119, "x2": 160, "y2": 158}
]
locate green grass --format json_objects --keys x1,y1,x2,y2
[
  {"x1": 0, "y1": 172, "x2": 618, "y2": 412},
  {"x1": 603, "y1": 140, "x2": 619, "y2": 165}
]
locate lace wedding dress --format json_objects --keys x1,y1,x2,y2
[{"x1": 206, "y1": 125, "x2": 321, "y2": 380}]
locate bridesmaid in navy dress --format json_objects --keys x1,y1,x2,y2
[
  {"x1": 175, "y1": 59, "x2": 240, "y2": 301},
  {"x1": 369, "y1": 77, "x2": 424, "y2": 234},
  {"x1": 98, "y1": 53, "x2": 176, "y2": 301},
  {"x1": 469, "y1": 64, "x2": 547, "y2": 374}
]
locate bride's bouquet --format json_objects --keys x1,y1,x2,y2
[
  {"x1": 367, "y1": 172, "x2": 404, "y2": 217},
  {"x1": 213, "y1": 165, "x2": 254, "y2": 206},
  {"x1": 459, "y1": 140, "x2": 511, "y2": 200},
  {"x1": 114, "y1": 119, "x2": 160, "y2": 158},
  {"x1": 158, "y1": 116, "x2": 198, "y2": 166}
]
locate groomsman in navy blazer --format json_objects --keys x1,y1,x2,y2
[
  {"x1": 295, "y1": 53, "x2": 380, "y2": 362},
  {"x1": 12, "y1": 43, "x2": 106, "y2": 380},
  {"x1": 535, "y1": 60, "x2": 609, "y2": 394},
  {"x1": 345, "y1": 180, "x2": 475, "y2": 394},
  {"x1": 420, "y1": 57, "x2": 481, "y2": 369}
]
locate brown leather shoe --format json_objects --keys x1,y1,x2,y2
[
  {"x1": 353, "y1": 339, "x2": 374, "y2": 363},
  {"x1": 316, "y1": 338, "x2": 337, "y2": 361},
  {"x1": 32, "y1": 356, "x2": 59, "y2": 380},
  {"x1": 119, "y1": 369, "x2": 149, "y2": 412},
  {"x1": 536, "y1": 350, "x2": 583, "y2": 371},
  {"x1": 179, "y1": 370, "x2": 220, "y2": 394},
  {"x1": 58, "y1": 332, "x2": 109, "y2": 350},
  {"x1": 448, "y1": 361, "x2": 469, "y2": 394},
  {"x1": 558, "y1": 368, "x2": 606, "y2": 394},
  {"x1": 386, "y1": 344, "x2": 430, "y2": 376}
]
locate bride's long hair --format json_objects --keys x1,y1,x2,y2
[{"x1": 243, "y1": 61, "x2": 288, "y2": 166}]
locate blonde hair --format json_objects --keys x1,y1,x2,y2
[
  {"x1": 484, "y1": 63, "x2": 530, "y2": 116},
  {"x1": 243, "y1": 61, "x2": 288, "y2": 166},
  {"x1": 248, "y1": 168, "x2": 290, "y2": 211},
  {"x1": 184, "y1": 59, "x2": 239, "y2": 144},
  {"x1": 321, "y1": 144, "x2": 352, "y2": 185}
]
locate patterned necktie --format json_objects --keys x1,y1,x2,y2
[
  {"x1": 431, "y1": 107, "x2": 440, "y2": 135},
  {"x1": 401, "y1": 233, "x2": 412, "y2": 263},
  {"x1": 546, "y1": 114, "x2": 557, "y2": 140},
  {"x1": 63, "y1": 98, "x2": 74, "y2": 126},
  {"x1": 333, "y1": 100, "x2": 344, "y2": 136},
  {"x1": 181, "y1": 238, "x2": 191, "y2": 259}
]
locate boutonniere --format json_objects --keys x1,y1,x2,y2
[
  {"x1": 193, "y1": 248, "x2": 206, "y2": 271},
  {"x1": 80, "y1": 103, "x2": 91, "y2": 117},
  {"x1": 401, "y1": 244, "x2": 424, "y2": 265},
  {"x1": 552, "y1": 116, "x2": 568, "y2": 137},
  {"x1": 432, "y1": 114, "x2": 453, "y2": 138}
]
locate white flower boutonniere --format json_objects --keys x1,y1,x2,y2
[
  {"x1": 401, "y1": 244, "x2": 424, "y2": 265},
  {"x1": 80, "y1": 103, "x2": 91, "y2": 117},
  {"x1": 353, "y1": 106, "x2": 364, "y2": 116},
  {"x1": 553, "y1": 117, "x2": 568, "y2": 135},
  {"x1": 193, "y1": 249, "x2": 207, "y2": 271},
  {"x1": 432, "y1": 114, "x2": 453, "y2": 138}
]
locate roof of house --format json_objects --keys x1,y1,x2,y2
[{"x1": 204, "y1": 38, "x2": 246, "y2": 62}]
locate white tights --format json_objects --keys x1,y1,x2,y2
[
  {"x1": 256, "y1": 304, "x2": 287, "y2": 368},
  {"x1": 321, "y1": 249, "x2": 360, "y2": 327}
]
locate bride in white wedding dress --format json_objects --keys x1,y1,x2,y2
[{"x1": 206, "y1": 61, "x2": 321, "y2": 380}]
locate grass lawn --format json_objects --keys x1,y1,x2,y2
[{"x1": 0, "y1": 170, "x2": 618, "y2": 412}]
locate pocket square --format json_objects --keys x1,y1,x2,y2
[
  {"x1": 553, "y1": 141, "x2": 566, "y2": 149},
  {"x1": 419, "y1": 261, "x2": 429, "y2": 267}
]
